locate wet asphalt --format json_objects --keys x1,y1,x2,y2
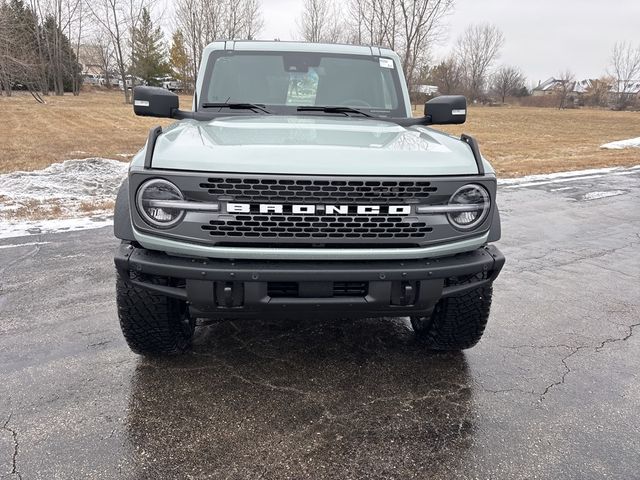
[{"x1": 1, "y1": 168, "x2": 639, "y2": 479}]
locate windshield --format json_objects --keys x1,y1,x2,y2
[{"x1": 199, "y1": 51, "x2": 407, "y2": 117}]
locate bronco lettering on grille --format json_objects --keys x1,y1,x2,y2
[{"x1": 226, "y1": 203, "x2": 412, "y2": 215}]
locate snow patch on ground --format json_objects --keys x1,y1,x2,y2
[
  {"x1": 0, "y1": 158, "x2": 127, "y2": 238},
  {"x1": 0, "y1": 215, "x2": 114, "y2": 239},
  {"x1": 0, "y1": 241, "x2": 51, "y2": 249},
  {"x1": 600, "y1": 137, "x2": 640, "y2": 150},
  {"x1": 499, "y1": 165, "x2": 640, "y2": 188},
  {"x1": 0, "y1": 158, "x2": 127, "y2": 202},
  {"x1": 580, "y1": 190, "x2": 627, "y2": 201}
]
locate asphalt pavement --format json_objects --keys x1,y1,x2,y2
[{"x1": 1, "y1": 168, "x2": 639, "y2": 479}]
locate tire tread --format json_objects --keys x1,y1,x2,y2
[
  {"x1": 116, "y1": 271, "x2": 193, "y2": 355},
  {"x1": 412, "y1": 285, "x2": 492, "y2": 350}
]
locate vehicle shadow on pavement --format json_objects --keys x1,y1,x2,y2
[{"x1": 125, "y1": 316, "x2": 476, "y2": 479}]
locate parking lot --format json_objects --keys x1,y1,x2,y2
[{"x1": 1, "y1": 167, "x2": 639, "y2": 479}]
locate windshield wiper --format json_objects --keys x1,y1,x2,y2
[
  {"x1": 296, "y1": 106, "x2": 373, "y2": 117},
  {"x1": 201, "y1": 102, "x2": 271, "y2": 114}
]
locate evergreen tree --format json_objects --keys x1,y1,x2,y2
[
  {"x1": 0, "y1": 0, "x2": 43, "y2": 94},
  {"x1": 43, "y1": 15, "x2": 81, "y2": 93},
  {"x1": 131, "y1": 8, "x2": 168, "y2": 86},
  {"x1": 169, "y1": 30, "x2": 189, "y2": 88},
  {"x1": 1, "y1": 0, "x2": 81, "y2": 96}
]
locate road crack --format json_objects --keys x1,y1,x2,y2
[
  {"x1": 499, "y1": 319, "x2": 640, "y2": 402},
  {"x1": 509, "y1": 236, "x2": 640, "y2": 274},
  {"x1": 2, "y1": 413, "x2": 22, "y2": 480},
  {"x1": 595, "y1": 322, "x2": 640, "y2": 352},
  {"x1": 539, "y1": 346, "x2": 586, "y2": 400}
]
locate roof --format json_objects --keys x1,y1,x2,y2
[
  {"x1": 572, "y1": 79, "x2": 593, "y2": 94},
  {"x1": 534, "y1": 77, "x2": 598, "y2": 94},
  {"x1": 203, "y1": 40, "x2": 397, "y2": 58},
  {"x1": 412, "y1": 84, "x2": 439, "y2": 94},
  {"x1": 610, "y1": 80, "x2": 640, "y2": 94},
  {"x1": 533, "y1": 77, "x2": 561, "y2": 92}
]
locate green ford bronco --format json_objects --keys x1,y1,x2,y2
[{"x1": 113, "y1": 41, "x2": 505, "y2": 356}]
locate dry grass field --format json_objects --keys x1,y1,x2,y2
[
  {"x1": 434, "y1": 106, "x2": 640, "y2": 177},
  {"x1": 0, "y1": 91, "x2": 191, "y2": 173},
  {"x1": 0, "y1": 91, "x2": 638, "y2": 176}
]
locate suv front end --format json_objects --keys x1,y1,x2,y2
[{"x1": 113, "y1": 41, "x2": 504, "y2": 355}]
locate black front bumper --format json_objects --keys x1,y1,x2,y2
[{"x1": 115, "y1": 243, "x2": 505, "y2": 318}]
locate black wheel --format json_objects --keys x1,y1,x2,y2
[
  {"x1": 410, "y1": 285, "x2": 493, "y2": 350},
  {"x1": 116, "y1": 270, "x2": 194, "y2": 355}
]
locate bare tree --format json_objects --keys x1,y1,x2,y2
[
  {"x1": 95, "y1": 32, "x2": 116, "y2": 88},
  {"x1": 27, "y1": 0, "x2": 50, "y2": 95},
  {"x1": 584, "y1": 77, "x2": 613, "y2": 108},
  {"x1": 297, "y1": 0, "x2": 336, "y2": 43},
  {"x1": 455, "y1": 23, "x2": 504, "y2": 102},
  {"x1": 341, "y1": 0, "x2": 454, "y2": 92},
  {"x1": 174, "y1": 0, "x2": 264, "y2": 87},
  {"x1": 555, "y1": 69, "x2": 575, "y2": 109},
  {"x1": 68, "y1": 0, "x2": 85, "y2": 95},
  {"x1": 243, "y1": 0, "x2": 264, "y2": 40},
  {"x1": 346, "y1": 0, "x2": 398, "y2": 48},
  {"x1": 223, "y1": 0, "x2": 243, "y2": 39},
  {"x1": 609, "y1": 41, "x2": 640, "y2": 110},
  {"x1": 397, "y1": 0, "x2": 453, "y2": 93},
  {"x1": 491, "y1": 65, "x2": 525, "y2": 104},
  {"x1": 1, "y1": 0, "x2": 50, "y2": 98},
  {"x1": 86, "y1": 0, "x2": 149, "y2": 103},
  {"x1": 30, "y1": 0, "x2": 85, "y2": 96},
  {"x1": 0, "y1": 3, "x2": 14, "y2": 95},
  {"x1": 175, "y1": 0, "x2": 205, "y2": 85},
  {"x1": 428, "y1": 55, "x2": 463, "y2": 95}
]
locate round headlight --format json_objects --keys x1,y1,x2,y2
[
  {"x1": 447, "y1": 184, "x2": 491, "y2": 231},
  {"x1": 136, "y1": 179, "x2": 184, "y2": 228}
]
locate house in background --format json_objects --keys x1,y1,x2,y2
[
  {"x1": 531, "y1": 76, "x2": 639, "y2": 108},
  {"x1": 77, "y1": 44, "x2": 119, "y2": 87},
  {"x1": 412, "y1": 84, "x2": 439, "y2": 96},
  {"x1": 572, "y1": 79, "x2": 594, "y2": 94},
  {"x1": 532, "y1": 78, "x2": 562, "y2": 96},
  {"x1": 609, "y1": 80, "x2": 640, "y2": 106},
  {"x1": 532, "y1": 78, "x2": 595, "y2": 96}
]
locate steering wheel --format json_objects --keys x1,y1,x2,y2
[{"x1": 338, "y1": 99, "x2": 372, "y2": 108}]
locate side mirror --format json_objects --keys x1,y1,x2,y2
[
  {"x1": 133, "y1": 86, "x2": 178, "y2": 118},
  {"x1": 424, "y1": 95, "x2": 467, "y2": 125}
]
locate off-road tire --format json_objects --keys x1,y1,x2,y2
[
  {"x1": 116, "y1": 271, "x2": 194, "y2": 355},
  {"x1": 410, "y1": 285, "x2": 492, "y2": 350}
]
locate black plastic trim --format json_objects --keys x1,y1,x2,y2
[
  {"x1": 461, "y1": 134, "x2": 485, "y2": 175},
  {"x1": 114, "y1": 242, "x2": 505, "y2": 315},
  {"x1": 129, "y1": 278, "x2": 188, "y2": 300},
  {"x1": 488, "y1": 207, "x2": 501, "y2": 243},
  {"x1": 143, "y1": 126, "x2": 163, "y2": 169},
  {"x1": 113, "y1": 179, "x2": 135, "y2": 241}
]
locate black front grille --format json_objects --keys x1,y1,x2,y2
[
  {"x1": 267, "y1": 282, "x2": 368, "y2": 298},
  {"x1": 333, "y1": 281, "x2": 368, "y2": 296},
  {"x1": 267, "y1": 282, "x2": 299, "y2": 297},
  {"x1": 200, "y1": 177, "x2": 437, "y2": 204},
  {"x1": 202, "y1": 215, "x2": 433, "y2": 240}
]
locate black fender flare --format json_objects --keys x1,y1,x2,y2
[
  {"x1": 488, "y1": 206, "x2": 501, "y2": 242},
  {"x1": 114, "y1": 178, "x2": 135, "y2": 241}
]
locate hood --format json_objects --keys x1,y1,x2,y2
[{"x1": 145, "y1": 115, "x2": 485, "y2": 176}]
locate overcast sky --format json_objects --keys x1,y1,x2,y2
[{"x1": 258, "y1": 0, "x2": 640, "y2": 86}]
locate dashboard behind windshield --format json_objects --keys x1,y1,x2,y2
[{"x1": 199, "y1": 51, "x2": 407, "y2": 117}]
